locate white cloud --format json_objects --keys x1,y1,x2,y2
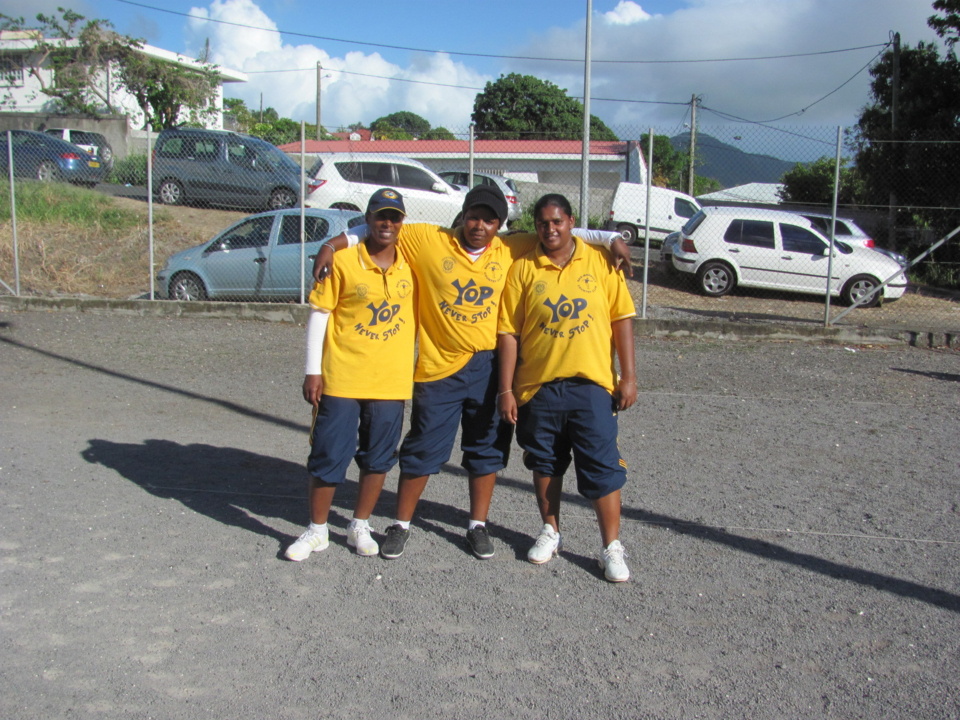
[
  {"x1": 603, "y1": 1, "x2": 652, "y2": 26},
  {"x1": 184, "y1": 0, "x2": 486, "y2": 132},
  {"x1": 509, "y1": 0, "x2": 938, "y2": 155}
]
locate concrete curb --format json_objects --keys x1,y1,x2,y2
[{"x1": 1, "y1": 295, "x2": 956, "y2": 348}]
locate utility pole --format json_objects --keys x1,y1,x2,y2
[
  {"x1": 687, "y1": 94, "x2": 698, "y2": 197},
  {"x1": 888, "y1": 32, "x2": 900, "y2": 246},
  {"x1": 316, "y1": 61, "x2": 323, "y2": 141},
  {"x1": 579, "y1": 0, "x2": 593, "y2": 223}
]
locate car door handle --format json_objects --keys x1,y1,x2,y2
[
  {"x1": 728, "y1": 248, "x2": 740, "y2": 253},
  {"x1": 780, "y1": 256, "x2": 793, "y2": 261},
  {"x1": 253, "y1": 257, "x2": 267, "y2": 264}
]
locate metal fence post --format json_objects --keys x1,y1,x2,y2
[
  {"x1": 147, "y1": 125, "x2": 155, "y2": 300},
  {"x1": 641, "y1": 129, "x2": 654, "y2": 319},
  {"x1": 6, "y1": 130, "x2": 20, "y2": 296},
  {"x1": 300, "y1": 121, "x2": 306, "y2": 305},
  {"x1": 823, "y1": 125, "x2": 842, "y2": 326}
]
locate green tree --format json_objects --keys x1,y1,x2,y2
[
  {"x1": 639, "y1": 132, "x2": 687, "y2": 188},
  {"x1": 370, "y1": 111, "x2": 431, "y2": 138},
  {"x1": 422, "y1": 126, "x2": 456, "y2": 140},
  {"x1": 851, "y1": 38, "x2": 960, "y2": 284},
  {"x1": 0, "y1": 8, "x2": 220, "y2": 129},
  {"x1": 370, "y1": 120, "x2": 413, "y2": 140},
  {"x1": 778, "y1": 156, "x2": 861, "y2": 206},
  {"x1": 929, "y1": 0, "x2": 960, "y2": 47},
  {"x1": 472, "y1": 73, "x2": 617, "y2": 141}
]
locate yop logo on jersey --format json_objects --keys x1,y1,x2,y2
[
  {"x1": 451, "y1": 278, "x2": 494, "y2": 306},
  {"x1": 543, "y1": 294, "x2": 588, "y2": 323},
  {"x1": 367, "y1": 299, "x2": 401, "y2": 326}
]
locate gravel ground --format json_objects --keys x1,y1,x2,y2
[{"x1": 1, "y1": 310, "x2": 959, "y2": 720}]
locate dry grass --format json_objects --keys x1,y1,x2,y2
[{"x1": 0, "y1": 184, "x2": 245, "y2": 298}]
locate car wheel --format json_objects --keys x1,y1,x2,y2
[
  {"x1": 616, "y1": 223, "x2": 637, "y2": 245},
  {"x1": 37, "y1": 161, "x2": 61, "y2": 182},
  {"x1": 170, "y1": 272, "x2": 207, "y2": 301},
  {"x1": 268, "y1": 187, "x2": 297, "y2": 210},
  {"x1": 100, "y1": 144, "x2": 114, "y2": 167},
  {"x1": 697, "y1": 261, "x2": 736, "y2": 297},
  {"x1": 842, "y1": 274, "x2": 881, "y2": 308},
  {"x1": 158, "y1": 179, "x2": 184, "y2": 205}
]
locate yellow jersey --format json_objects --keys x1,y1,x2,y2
[
  {"x1": 308, "y1": 242, "x2": 416, "y2": 399},
  {"x1": 498, "y1": 239, "x2": 636, "y2": 405},
  {"x1": 397, "y1": 224, "x2": 540, "y2": 382}
]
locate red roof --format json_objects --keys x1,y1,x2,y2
[{"x1": 278, "y1": 139, "x2": 629, "y2": 156}]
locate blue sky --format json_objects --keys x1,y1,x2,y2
[{"x1": 4, "y1": 0, "x2": 942, "y2": 160}]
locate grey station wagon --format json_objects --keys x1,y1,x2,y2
[{"x1": 152, "y1": 128, "x2": 304, "y2": 211}]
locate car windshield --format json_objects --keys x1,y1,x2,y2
[{"x1": 256, "y1": 143, "x2": 298, "y2": 171}]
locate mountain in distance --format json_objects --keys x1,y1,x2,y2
[{"x1": 669, "y1": 134, "x2": 797, "y2": 188}]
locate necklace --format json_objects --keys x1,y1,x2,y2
[{"x1": 556, "y1": 241, "x2": 576, "y2": 268}]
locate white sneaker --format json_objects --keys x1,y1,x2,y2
[
  {"x1": 285, "y1": 525, "x2": 329, "y2": 562},
  {"x1": 600, "y1": 540, "x2": 630, "y2": 582},
  {"x1": 347, "y1": 521, "x2": 379, "y2": 557},
  {"x1": 527, "y1": 524, "x2": 562, "y2": 564}
]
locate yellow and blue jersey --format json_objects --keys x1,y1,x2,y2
[
  {"x1": 308, "y1": 242, "x2": 416, "y2": 400},
  {"x1": 498, "y1": 238, "x2": 636, "y2": 405}
]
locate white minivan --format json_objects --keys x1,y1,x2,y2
[{"x1": 607, "y1": 182, "x2": 701, "y2": 245}]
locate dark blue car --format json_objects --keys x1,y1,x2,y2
[{"x1": 0, "y1": 129, "x2": 107, "y2": 186}]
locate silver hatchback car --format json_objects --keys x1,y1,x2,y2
[{"x1": 438, "y1": 171, "x2": 522, "y2": 224}]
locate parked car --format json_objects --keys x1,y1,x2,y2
[
  {"x1": 152, "y1": 128, "x2": 306, "y2": 211},
  {"x1": 438, "y1": 171, "x2": 522, "y2": 223},
  {"x1": 671, "y1": 206, "x2": 908, "y2": 307},
  {"x1": 659, "y1": 231, "x2": 681, "y2": 274},
  {"x1": 0, "y1": 129, "x2": 107, "y2": 186},
  {"x1": 606, "y1": 182, "x2": 701, "y2": 245},
  {"x1": 800, "y1": 212, "x2": 908, "y2": 267},
  {"x1": 305, "y1": 153, "x2": 466, "y2": 226},
  {"x1": 156, "y1": 208, "x2": 364, "y2": 301},
  {"x1": 43, "y1": 128, "x2": 114, "y2": 170}
]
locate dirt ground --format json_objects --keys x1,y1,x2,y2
[{"x1": 1, "y1": 309, "x2": 959, "y2": 719}]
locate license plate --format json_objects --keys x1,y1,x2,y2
[{"x1": 88, "y1": 161, "x2": 100, "y2": 168}]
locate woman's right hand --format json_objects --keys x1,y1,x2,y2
[
  {"x1": 302, "y1": 374, "x2": 323, "y2": 406},
  {"x1": 497, "y1": 391, "x2": 518, "y2": 425}
]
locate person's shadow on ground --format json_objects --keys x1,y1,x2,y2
[{"x1": 81, "y1": 438, "x2": 531, "y2": 560}]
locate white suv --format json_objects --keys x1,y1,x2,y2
[
  {"x1": 672, "y1": 206, "x2": 907, "y2": 307},
  {"x1": 305, "y1": 153, "x2": 466, "y2": 226}
]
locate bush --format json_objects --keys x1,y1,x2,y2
[{"x1": 106, "y1": 154, "x2": 148, "y2": 186}]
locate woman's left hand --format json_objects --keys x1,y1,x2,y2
[{"x1": 614, "y1": 376, "x2": 637, "y2": 411}]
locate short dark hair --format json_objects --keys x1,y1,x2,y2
[{"x1": 533, "y1": 193, "x2": 574, "y2": 220}]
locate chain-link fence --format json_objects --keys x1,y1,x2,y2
[{"x1": 2, "y1": 124, "x2": 958, "y2": 332}]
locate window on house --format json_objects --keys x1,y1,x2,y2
[{"x1": 0, "y1": 56, "x2": 26, "y2": 87}]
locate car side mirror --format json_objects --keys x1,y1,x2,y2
[{"x1": 432, "y1": 181, "x2": 448, "y2": 194}]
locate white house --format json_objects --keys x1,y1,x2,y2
[{"x1": 0, "y1": 30, "x2": 247, "y2": 130}]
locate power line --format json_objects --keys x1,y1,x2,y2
[{"x1": 112, "y1": 0, "x2": 886, "y2": 66}]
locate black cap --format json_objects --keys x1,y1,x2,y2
[
  {"x1": 463, "y1": 185, "x2": 508, "y2": 226},
  {"x1": 366, "y1": 187, "x2": 406, "y2": 215}
]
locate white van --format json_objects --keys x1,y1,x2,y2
[{"x1": 607, "y1": 182, "x2": 701, "y2": 245}]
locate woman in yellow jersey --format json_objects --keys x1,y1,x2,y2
[
  {"x1": 313, "y1": 186, "x2": 631, "y2": 561},
  {"x1": 285, "y1": 189, "x2": 416, "y2": 562},
  {"x1": 497, "y1": 194, "x2": 638, "y2": 582}
]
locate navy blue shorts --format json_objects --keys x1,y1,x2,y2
[
  {"x1": 307, "y1": 395, "x2": 405, "y2": 483},
  {"x1": 399, "y1": 350, "x2": 513, "y2": 477},
  {"x1": 516, "y1": 378, "x2": 627, "y2": 500}
]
